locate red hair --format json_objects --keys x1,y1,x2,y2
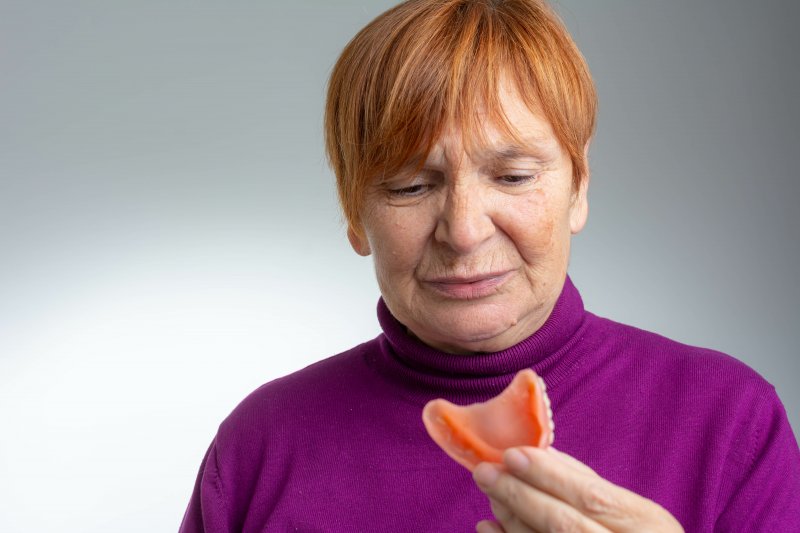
[{"x1": 325, "y1": 0, "x2": 597, "y2": 237}]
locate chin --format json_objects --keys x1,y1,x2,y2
[{"x1": 421, "y1": 305, "x2": 523, "y2": 354}]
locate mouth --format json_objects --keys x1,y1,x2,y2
[{"x1": 423, "y1": 271, "x2": 513, "y2": 300}]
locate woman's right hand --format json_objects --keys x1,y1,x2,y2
[{"x1": 473, "y1": 446, "x2": 684, "y2": 533}]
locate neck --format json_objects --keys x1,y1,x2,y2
[{"x1": 371, "y1": 274, "x2": 587, "y2": 404}]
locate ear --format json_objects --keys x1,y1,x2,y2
[
  {"x1": 569, "y1": 140, "x2": 591, "y2": 235},
  {"x1": 347, "y1": 224, "x2": 371, "y2": 256}
]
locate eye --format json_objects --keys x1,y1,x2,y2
[
  {"x1": 497, "y1": 174, "x2": 538, "y2": 185},
  {"x1": 388, "y1": 184, "x2": 434, "y2": 197}
]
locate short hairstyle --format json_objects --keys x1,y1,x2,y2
[{"x1": 325, "y1": 0, "x2": 597, "y2": 236}]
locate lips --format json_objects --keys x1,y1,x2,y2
[{"x1": 424, "y1": 271, "x2": 512, "y2": 299}]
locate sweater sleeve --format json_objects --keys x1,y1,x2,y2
[
  {"x1": 714, "y1": 387, "x2": 800, "y2": 531},
  {"x1": 178, "y1": 439, "x2": 232, "y2": 533}
]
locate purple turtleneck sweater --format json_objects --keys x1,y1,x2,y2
[{"x1": 180, "y1": 276, "x2": 800, "y2": 531}]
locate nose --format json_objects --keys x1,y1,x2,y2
[{"x1": 434, "y1": 182, "x2": 496, "y2": 254}]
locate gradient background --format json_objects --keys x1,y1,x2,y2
[{"x1": 1, "y1": 1, "x2": 798, "y2": 531}]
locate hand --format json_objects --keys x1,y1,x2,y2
[{"x1": 472, "y1": 446, "x2": 684, "y2": 533}]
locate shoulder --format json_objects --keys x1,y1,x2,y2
[
  {"x1": 578, "y1": 313, "x2": 800, "y2": 486},
  {"x1": 198, "y1": 337, "x2": 384, "y2": 518},
  {"x1": 180, "y1": 338, "x2": 385, "y2": 529},
  {"x1": 582, "y1": 311, "x2": 774, "y2": 396},
  {"x1": 576, "y1": 311, "x2": 784, "y2": 448},
  {"x1": 216, "y1": 337, "x2": 380, "y2": 442}
]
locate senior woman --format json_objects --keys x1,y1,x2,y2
[{"x1": 180, "y1": 0, "x2": 800, "y2": 531}]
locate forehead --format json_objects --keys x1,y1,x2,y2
[
  {"x1": 427, "y1": 87, "x2": 561, "y2": 165},
  {"x1": 380, "y1": 76, "x2": 566, "y2": 181},
  {"x1": 438, "y1": 76, "x2": 559, "y2": 157}
]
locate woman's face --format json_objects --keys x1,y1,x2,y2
[{"x1": 349, "y1": 84, "x2": 590, "y2": 354}]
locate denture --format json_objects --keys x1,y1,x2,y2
[{"x1": 422, "y1": 369, "x2": 554, "y2": 471}]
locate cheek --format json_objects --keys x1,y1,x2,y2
[
  {"x1": 505, "y1": 193, "x2": 552, "y2": 236},
  {"x1": 366, "y1": 211, "x2": 428, "y2": 274},
  {"x1": 500, "y1": 193, "x2": 570, "y2": 257}
]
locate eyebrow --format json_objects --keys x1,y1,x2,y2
[
  {"x1": 490, "y1": 145, "x2": 539, "y2": 160},
  {"x1": 397, "y1": 136, "x2": 556, "y2": 175},
  {"x1": 478, "y1": 141, "x2": 556, "y2": 166}
]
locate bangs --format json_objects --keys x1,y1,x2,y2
[
  {"x1": 325, "y1": 0, "x2": 596, "y2": 233},
  {"x1": 373, "y1": 2, "x2": 523, "y2": 179}
]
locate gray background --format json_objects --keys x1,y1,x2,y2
[{"x1": 1, "y1": 1, "x2": 797, "y2": 531}]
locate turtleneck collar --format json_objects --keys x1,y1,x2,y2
[{"x1": 370, "y1": 275, "x2": 588, "y2": 405}]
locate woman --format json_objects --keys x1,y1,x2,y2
[{"x1": 180, "y1": 0, "x2": 800, "y2": 531}]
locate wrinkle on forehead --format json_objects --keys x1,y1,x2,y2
[
  {"x1": 427, "y1": 132, "x2": 560, "y2": 175},
  {"x1": 426, "y1": 133, "x2": 560, "y2": 169},
  {"x1": 425, "y1": 78, "x2": 561, "y2": 168},
  {"x1": 380, "y1": 76, "x2": 563, "y2": 181}
]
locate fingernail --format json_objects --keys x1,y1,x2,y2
[
  {"x1": 473, "y1": 462, "x2": 500, "y2": 488},
  {"x1": 504, "y1": 448, "x2": 530, "y2": 472}
]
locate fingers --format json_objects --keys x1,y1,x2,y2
[
  {"x1": 545, "y1": 447, "x2": 598, "y2": 477},
  {"x1": 506, "y1": 447, "x2": 638, "y2": 530},
  {"x1": 474, "y1": 462, "x2": 612, "y2": 533},
  {"x1": 491, "y1": 447, "x2": 683, "y2": 532},
  {"x1": 489, "y1": 498, "x2": 539, "y2": 533},
  {"x1": 476, "y1": 519, "x2": 504, "y2": 533},
  {"x1": 489, "y1": 498, "x2": 513, "y2": 523}
]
